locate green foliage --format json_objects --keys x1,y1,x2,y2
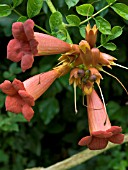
[
  {"x1": 49, "y1": 11, "x2": 63, "y2": 31},
  {"x1": 17, "y1": 16, "x2": 27, "y2": 22},
  {"x1": 27, "y1": 0, "x2": 44, "y2": 18},
  {"x1": 94, "y1": 16, "x2": 111, "y2": 34},
  {"x1": 111, "y1": 3, "x2": 128, "y2": 20},
  {"x1": 39, "y1": 97, "x2": 60, "y2": 125},
  {"x1": 107, "y1": 26, "x2": 123, "y2": 40},
  {"x1": 106, "y1": 0, "x2": 116, "y2": 4},
  {"x1": 65, "y1": 0, "x2": 79, "y2": 9},
  {"x1": 103, "y1": 42, "x2": 116, "y2": 51},
  {"x1": 12, "y1": 0, "x2": 24, "y2": 7},
  {"x1": 76, "y1": 4, "x2": 94, "y2": 16},
  {"x1": 66, "y1": 15, "x2": 80, "y2": 26},
  {"x1": 0, "y1": 4, "x2": 11, "y2": 17}
]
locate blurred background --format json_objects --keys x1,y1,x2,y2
[{"x1": 0, "y1": 0, "x2": 128, "y2": 170}]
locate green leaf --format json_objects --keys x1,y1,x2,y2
[
  {"x1": 17, "y1": 16, "x2": 27, "y2": 22},
  {"x1": 111, "y1": 3, "x2": 128, "y2": 20},
  {"x1": 79, "y1": 25, "x2": 86, "y2": 38},
  {"x1": 66, "y1": 15, "x2": 80, "y2": 26},
  {"x1": 9, "y1": 63, "x2": 22, "y2": 74},
  {"x1": 107, "y1": 101, "x2": 121, "y2": 116},
  {"x1": 107, "y1": 26, "x2": 123, "y2": 40},
  {"x1": 13, "y1": 0, "x2": 23, "y2": 7},
  {"x1": 27, "y1": 0, "x2": 43, "y2": 18},
  {"x1": 52, "y1": 27, "x2": 67, "y2": 41},
  {"x1": 106, "y1": 0, "x2": 116, "y2": 4},
  {"x1": 103, "y1": 42, "x2": 117, "y2": 51},
  {"x1": 76, "y1": 4, "x2": 94, "y2": 16},
  {"x1": 94, "y1": 16, "x2": 111, "y2": 34},
  {"x1": 39, "y1": 98, "x2": 60, "y2": 125},
  {"x1": 0, "y1": 150, "x2": 9, "y2": 163},
  {"x1": 100, "y1": 34, "x2": 107, "y2": 44},
  {"x1": 65, "y1": 0, "x2": 79, "y2": 9},
  {"x1": 0, "y1": 93, "x2": 5, "y2": 108},
  {"x1": 49, "y1": 11, "x2": 63, "y2": 32},
  {"x1": 0, "y1": 4, "x2": 11, "y2": 17}
]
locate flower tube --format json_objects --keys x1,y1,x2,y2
[{"x1": 78, "y1": 89, "x2": 124, "y2": 150}]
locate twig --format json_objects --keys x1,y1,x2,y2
[{"x1": 25, "y1": 133, "x2": 128, "y2": 170}]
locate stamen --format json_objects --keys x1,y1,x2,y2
[
  {"x1": 97, "y1": 84, "x2": 107, "y2": 113},
  {"x1": 114, "y1": 63, "x2": 128, "y2": 70},
  {"x1": 102, "y1": 69, "x2": 128, "y2": 95},
  {"x1": 82, "y1": 94, "x2": 87, "y2": 107},
  {"x1": 74, "y1": 82, "x2": 78, "y2": 114}
]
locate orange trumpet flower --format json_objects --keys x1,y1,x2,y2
[
  {"x1": 0, "y1": 69, "x2": 61, "y2": 121},
  {"x1": 7, "y1": 19, "x2": 78, "y2": 72},
  {"x1": 78, "y1": 89, "x2": 124, "y2": 150}
]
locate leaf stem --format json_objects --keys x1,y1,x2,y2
[
  {"x1": 12, "y1": 8, "x2": 22, "y2": 16},
  {"x1": 80, "y1": 2, "x2": 114, "y2": 25},
  {"x1": 34, "y1": 24, "x2": 50, "y2": 34},
  {"x1": 46, "y1": 0, "x2": 56, "y2": 13}
]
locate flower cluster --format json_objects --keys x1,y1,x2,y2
[{"x1": 0, "y1": 19, "x2": 126, "y2": 150}]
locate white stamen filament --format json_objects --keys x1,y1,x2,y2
[
  {"x1": 114, "y1": 63, "x2": 128, "y2": 70},
  {"x1": 97, "y1": 84, "x2": 107, "y2": 113},
  {"x1": 74, "y1": 82, "x2": 78, "y2": 114}
]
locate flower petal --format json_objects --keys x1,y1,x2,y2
[
  {"x1": 92, "y1": 130, "x2": 112, "y2": 138},
  {"x1": 23, "y1": 19, "x2": 35, "y2": 41},
  {"x1": 0, "y1": 80, "x2": 17, "y2": 95},
  {"x1": 12, "y1": 79, "x2": 25, "y2": 91},
  {"x1": 22, "y1": 104, "x2": 34, "y2": 121},
  {"x1": 108, "y1": 134, "x2": 124, "y2": 144},
  {"x1": 21, "y1": 54, "x2": 34, "y2": 72},
  {"x1": 7, "y1": 39, "x2": 23, "y2": 62},
  {"x1": 5, "y1": 95, "x2": 23, "y2": 113},
  {"x1": 107, "y1": 126, "x2": 122, "y2": 134},
  {"x1": 88, "y1": 137, "x2": 108, "y2": 150},
  {"x1": 78, "y1": 136, "x2": 92, "y2": 146},
  {"x1": 18, "y1": 90, "x2": 35, "y2": 106},
  {"x1": 12, "y1": 22, "x2": 27, "y2": 41}
]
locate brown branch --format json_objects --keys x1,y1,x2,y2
[{"x1": 25, "y1": 134, "x2": 128, "y2": 170}]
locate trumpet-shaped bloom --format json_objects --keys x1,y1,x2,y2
[
  {"x1": 78, "y1": 89, "x2": 124, "y2": 150},
  {"x1": 0, "y1": 69, "x2": 61, "y2": 121},
  {"x1": 7, "y1": 19, "x2": 74, "y2": 72},
  {"x1": 85, "y1": 24, "x2": 98, "y2": 48}
]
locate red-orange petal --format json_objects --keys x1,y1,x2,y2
[
  {"x1": 107, "y1": 126, "x2": 122, "y2": 135},
  {"x1": 5, "y1": 95, "x2": 23, "y2": 113},
  {"x1": 92, "y1": 130, "x2": 112, "y2": 138},
  {"x1": 7, "y1": 39, "x2": 23, "y2": 62},
  {"x1": 22, "y1": 104, "x2": 34, "y2": 121},
  {"x1": 18, "y1": 90, "x2": 35, "y2": 106},
  {"x1": 21, "y1": 53, "x2": 34, "y2": 72},
  {"x1": 23, "y1": 19, "x2": 35, "y2": 41},
  {"x1": 88, "y1": 137, "x2": 108, "y2": 150},
  {"x1": 12, "y1": 22, "x2": 27, "y2": 41},
  {"x1": 0, "y1": 80, "x2": 17, "y2": 95},
  {"x1": 108, "y1": 134, "x2": 124, "y2": 144},
  {"x1": 12, "y1": 79, "x2": 25, "y2": 91},
  {"x1": 78, "y1": 136, "x2": 92, "y2": 146}
]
